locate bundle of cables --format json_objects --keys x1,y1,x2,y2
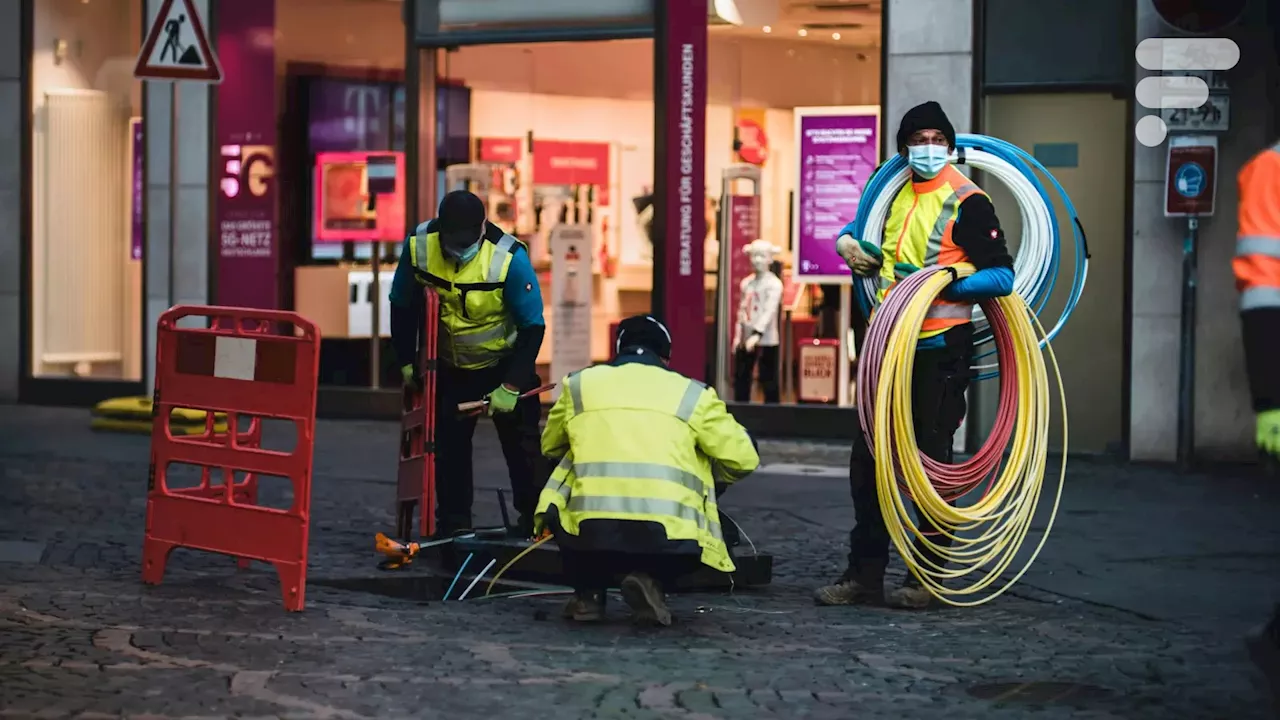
[
  {"x1": 847, "y1": 133, "x2": 1089, "y2": 379},
  {"x1": 856, "y1": 262, "x2": 1067, "y2": 607}
]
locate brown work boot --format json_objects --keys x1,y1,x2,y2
[
  {"x1": 620, "y1": 573, "x2": 672, "y2": 627},
  {"x1": 884, "y1": 581, "x2": 933, "y2": 610},
  {"x1": 562, "y1": 592, "x2": 603, "y2": 622},
  {"x1": 813, "y1": 571, "x2": 884, "y2": 606}
]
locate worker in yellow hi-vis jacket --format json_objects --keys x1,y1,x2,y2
[{"x1": 535, "y1": 314, "x2": 760, "y2": 626}]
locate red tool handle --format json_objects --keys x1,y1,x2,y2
[{"x1": 457, "y1": 382, "x2": 557, "y2": 415}]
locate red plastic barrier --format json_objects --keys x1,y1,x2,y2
[
  {"x1": 395, "y1": 288, "x2": 439, "y2": 541},
  {"x1": 141, "y1": 306, "x2": 321, "y2": 612}
]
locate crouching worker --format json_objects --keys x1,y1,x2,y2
[{"x1": 534, "y1": 315, "x2": 761, "y2": 626}]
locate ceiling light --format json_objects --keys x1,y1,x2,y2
[
  {"x1": 762, "y1": 25, "x2": 771, "y2": 33},
  {"x1": 832, "y1": 32, "x2": 841, "y2": 40},
  {"x1": 798, "y1": 28, "x2": 808, "y2": 36}
]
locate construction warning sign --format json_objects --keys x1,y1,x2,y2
[{"x1": 134, "y1": 0, "x2": 222, "y2": 82}]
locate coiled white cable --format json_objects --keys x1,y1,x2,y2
[{"x1": 857, "y1": 149, "x2": 1053, "y2": 345}]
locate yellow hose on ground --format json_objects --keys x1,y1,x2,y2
[
  {"x1": 483, "y1": 535, "x2": 552, "y2": 597},
  {"x1": 873, "y1": 265, "x2": 1068, "y2": 607}
]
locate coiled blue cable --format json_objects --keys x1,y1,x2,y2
[{"x1": 848, "y1": 133, "x2": 1089, "y2": 380}]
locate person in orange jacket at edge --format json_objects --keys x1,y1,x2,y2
[
  {"x1": 1237, "y1": 139, "x2": 1280, "y2": 704},
  {"x1": 389, "y1": 190, "x2": 549, "y2": 540},
  {"x1": 815, "y1": 100, "x2": 1015, "y2": 609}
]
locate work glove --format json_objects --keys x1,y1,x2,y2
[
  {"x1": 400, "y1": 364, "x2": 419, "y2": 391},
  {"x1": 486, "y1": 384, "x2": 521, "y2": 416},
  {"x1": 894, "y1": 262, "x2": 921, "y2": 281},
  {"x1": 1258, "y1": 409, "x2": 1280, "y2": 460},
  {"x1": 836, "y1": 235, "x2": 883, "y2": 277},
  {"x1": 744, "y1": 332, "x2": 761, "y2": 353}
]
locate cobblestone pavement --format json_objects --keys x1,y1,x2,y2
[{"x1": 1, "y1": 405, "x2": 1278, "y2": 719}]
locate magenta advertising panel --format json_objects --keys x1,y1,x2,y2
[
  {"x1": 656, "y1": 0, "x2": 708, "y2": 381},
  {"x1": 215, "y1": 0, "x2": 277, "y2": 309},
  {"x1": 725, "y1": 194, "x2": 760, "y2": 355},
  {"x1": 792, "y1": 107, "x2": 880, "y2": 284},
  {"x1": 131, "y1": 119, "x2": 143, "y2": 261},
  {"x1": 308, "y1": 80, "x2": 392, "y2": 152}
]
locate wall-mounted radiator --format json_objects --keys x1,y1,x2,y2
[{"x1": 36, "y1": 90, "x2": 128, "y2": 371}]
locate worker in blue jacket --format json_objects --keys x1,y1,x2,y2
[
  {"x1": 389, "y1": 190, "x2": 548, "y2": 538},
  {"x1": 818, "y1": 101, "x2": 1015, "y2": 609}
]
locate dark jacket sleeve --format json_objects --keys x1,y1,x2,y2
[
  {"x1": 952, "y1": 194, "x2": 1014, "y2": 270},
  {"x1": 504, "y1": 325, "x2": 546, "y2": 390},
  {"x1": 390, "y1": 302, "x2": 421, "y2": 369},
  {"x1": 389, "y1": 237, "x2": 423, "y2": 368},
  {"x1": 1242, "y1": 309, "x2": 1280, "y2": 412}
]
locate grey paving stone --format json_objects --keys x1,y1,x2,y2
[{"x1": 0, "y1": 540, "x2": 46, "y2": 564}]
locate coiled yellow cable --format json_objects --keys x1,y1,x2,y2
[{"x1": 872, "y1": 264, "x2": 1068, "y2": 607}]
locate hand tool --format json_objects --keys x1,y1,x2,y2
[{"x1": 456, "y1": 382, "x2": 557, "y2": 416}]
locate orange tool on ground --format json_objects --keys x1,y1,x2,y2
[
  {"x1": 374, "y1": 532, "x2": 469, "y2": 569},
  {"x1": 456, "y1": 383, "x2": 557, "y2": 417}
]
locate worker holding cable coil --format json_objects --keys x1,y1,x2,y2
[
  {"x1": 1237, "y1": 139, "x2": 1280, "y2": 702},
  {"x1": 816, "y1": 101, "x2": 1015, "y2": 609},
  {"x1": 533, "y1": 315, "x2": 760, "y2": 626}
]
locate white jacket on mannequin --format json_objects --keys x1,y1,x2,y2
[{"x1": 734, "y1": 240, "x2": 784, "y2": 349}]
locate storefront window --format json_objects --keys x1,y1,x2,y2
[
  {"x1": 706, "y1": 12, "x2": 882, "y2": 407},
  {"x1": 438, "y1": 39, "x2": 657, "y2": 393},
  {"x1": 279, "y1": 0, "x2": 406, "y2": 388},
  {"x1": 30, "y1": 0, "x2": 144, "y2": 380}
]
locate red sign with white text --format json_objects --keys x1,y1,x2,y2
[
  {"x1": 478, "y1": 137, "x2": 522, "y2": 164},
  {"x1": 726, "y1": 194, "x2": 761, "y2": 353},
  {"x1": 533, "y1": 140, "x2": 610, "y2": 186}
]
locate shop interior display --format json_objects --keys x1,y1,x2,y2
[{"x1": 274, "y1": 47, "x2": 861, "y2": 395}]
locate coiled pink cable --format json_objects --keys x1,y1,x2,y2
[{"x1": 856, "y1": 267, "x2": 1018, "y2": 501}]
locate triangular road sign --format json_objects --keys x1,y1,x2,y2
[{"x1": 134, "y1": 0, "x2": 222, "y2": 83}]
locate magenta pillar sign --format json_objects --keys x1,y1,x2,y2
[
  {"x1": 215, "y1": 0, "x2": 278, "y2": 308},
  {"x1": 131, "y1": 119, "x2": 144, "y2": 261},
  {"x1": 792, "y1": 106, "x2": 880, "y2": 284},
  {"x1": 654, "y1": 0, "x2": 708, "y2": 381}
]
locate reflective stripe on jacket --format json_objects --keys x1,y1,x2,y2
[
  {"x1": 409, "y1": 221, "x2": 523, "y2": 369},
  {"x1": 535, "y1": 362, "x2": 760, "y2": 573},
  {"x1": 1235, "y1": 143, "x2": 1280, "y2": 311},
  {"x1": 877, "y1": 164, "x2": 985, "y2": 338}
]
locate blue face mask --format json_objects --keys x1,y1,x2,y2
[
  {"x1": 448, "y1": 242, "x2": 480, "y2": 263},
  {"x1": 907, "y1": 144, "x2": 950, "y2": 179}
]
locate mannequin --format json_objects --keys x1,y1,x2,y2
[{"x1": 733, "y1": 240, "x2": 784, "y2": 403}]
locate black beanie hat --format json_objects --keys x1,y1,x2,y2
[
  {"x1": 437, "y1": 190, "x2": 487, "y2": 251},
  {"x1": 896, "y1": 101, "x2": 956, "y2": 151},
  {"x1": 615, "y1": 314, "x2": 672, "y2": 359}
]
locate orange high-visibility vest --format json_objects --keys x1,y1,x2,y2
[
  {"x1": 878, "y1": 165, "x2": 985, "y2": 338},
  {"x1": 1234, "y1": 142, "x2": 1280, "y2": 311}
]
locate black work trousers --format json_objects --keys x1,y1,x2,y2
[
  {"x1": 561, "y1": 548, "x2": 703, "y2": 595},
  {"x1": 733, "y1": 345, "x2": 780, "y2": 403},
  {"x1": 846, "y1": 327, "x2": 974, "y2": 581},
  {"x1": 434, "y1": 360, "x2": 546, "y2": 534}
]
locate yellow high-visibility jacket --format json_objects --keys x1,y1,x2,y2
[
  {"x1": 408, "y1": 221, "x2": 524, "y2": 369},
  {"x1": 535, "y1": 356, "x2": 760, "y2": 572}
]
